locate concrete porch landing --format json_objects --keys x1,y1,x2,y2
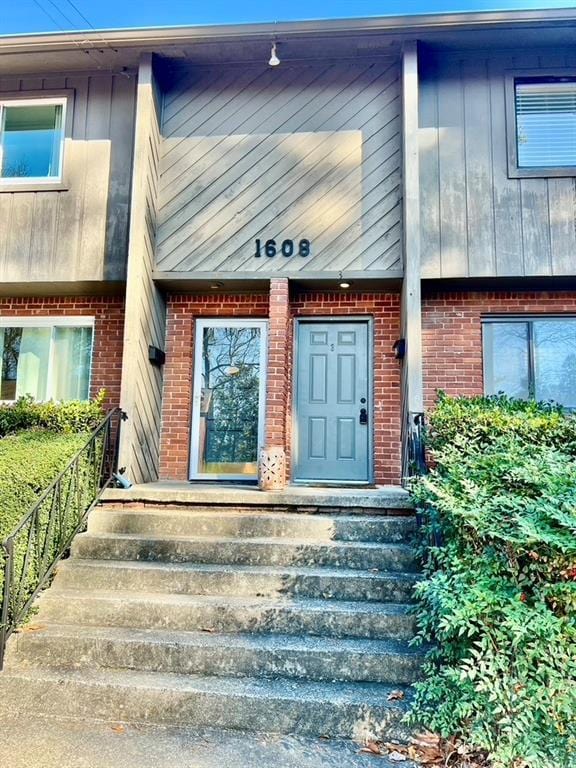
[{"x1": 102, "y1": 482, "x2": 412, "y2": 510}]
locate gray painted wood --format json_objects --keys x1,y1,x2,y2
[
  {"x1": 0, "y1": 72, "x2": 136, "y2": 285},
  {"x1": 419, "y1": 48, "x2": 576, "y2": 278},
  {"x1": 119, "y1": 55, "x2": 166, "y2": 485},
  {"x1": 401, "y1": 42, "x2": 424, "y2": 421},
  {"x1": 156, "y1": 61, "x2": 403, "y2": 275}
]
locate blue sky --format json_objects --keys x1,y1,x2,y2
[{"x1": 1, "y1": 1, "x2": 575, "y2": 35}]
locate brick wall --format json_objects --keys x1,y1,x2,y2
[
  {"x1": 0, "y1": 296, "x2": 125, "y2": 407},
  {"x1": 422, "y1": 290, "x2": 576, "y2": 409},
  {"x1": 159, "y1": 289, "x2": 402, "y2": 486}
]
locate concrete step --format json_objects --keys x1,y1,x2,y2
[
  {"x1": 35, "y1": 590, "x2": 416, "y2": 640},
  {"x1": 53, "y1": 559, "x2": 419, "y2": 603},
  {"x1": 0, "y1": 667, "x2": 412, "y2": 741},
  {"x1": 8, "y1": 624, "x2": 423, "y2": 684},
  {"x1": 88, "y1": 507, "x2": 417, "y2": 543},
  {"x1": 71, "y1": 533, "x2": 419, "y2": 572}
]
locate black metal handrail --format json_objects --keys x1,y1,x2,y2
[{"x1": 0, "y1": 407, "x2": 125, "y2": 669}]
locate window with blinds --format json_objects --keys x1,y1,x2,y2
[{"x1": 515, "y1": 79, "x2": 576, "y2": 169}]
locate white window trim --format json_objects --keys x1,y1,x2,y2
[
  {"x1": 0, "y1": 316, "x2": 95, "y2": 404},
  {"x1": 0, "y1": 97, "x2": 68, "y2": 186},
  {"x1": 189, "y1": 318, "x2": 268, "y2": 481}
]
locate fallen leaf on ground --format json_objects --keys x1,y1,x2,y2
[
  {"x1": 199, "y1": 627, "x2": 216, "y2": 633},
  {"x1": 19, "y1": 624, "x2": 47, "y2": 633},
  {"x1": 110, "y1": 724, "x2": 126, "y2": 734},
  {"x1": 359, "y1": 741, "x2": 384, "y2": 755},
  {"x1": 387, "y1": 690, "x2": 405, "y2": 701}
]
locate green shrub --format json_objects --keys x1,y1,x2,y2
[
  {"x1": 409, "y1": 394, "x2": 576, "y2": 768},
  {"x1": 0, "y1": 430, "x2": 88, "y2": 542},
  {"x1": 0, "y1": 390, "x2": 106, "y2": 438}
]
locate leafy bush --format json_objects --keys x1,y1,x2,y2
[
  {"x1": 409, "y1": 393, "x2": 576, "y2": 768},
  {"x1": 0, "y1": 430, "x2": 89, "y2": 543},
  {"x1": 0, "y1": 390, "x2": 106, "y2": 438}
]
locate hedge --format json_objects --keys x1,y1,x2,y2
[
  {"x1": 409, "y1": 393, "x2": 576, "y2": 768},
  {"x1": 0, "y1": 391, "x2": 106, "y2": 438},
  {"x1": 0, "y1": 430, "x2": 89, "y2": 543}
]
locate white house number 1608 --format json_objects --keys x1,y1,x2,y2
[{"x1": 254, "y1": 239, "x2": 311, "y2": 258}]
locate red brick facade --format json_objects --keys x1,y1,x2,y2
[
  {"x1": 159, "y1": 288, "x2": 402, "y2": 486},
  {"x1": 0, "y1": 296, "x2": 125, "y2": 408},
  {"x1": 422, "y1": 290, "x2": 576, "y2": 409}
]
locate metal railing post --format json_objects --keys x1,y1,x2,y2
[{"x1": 0, "y1": 540, "x2": 14, "y2": 670}]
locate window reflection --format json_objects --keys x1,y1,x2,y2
[
  {"x1": 483, "y1": 322, "x2": 530, "y2": 400},
  {"x1": 198, "y1": 326, "x2": 261, "y2": 476},
  {"x1": 483, "y1": 319, "x2": 576, "y2": 409},
  {"x1": 534, "y1": 321, "x2": 576, "y2": 408}
]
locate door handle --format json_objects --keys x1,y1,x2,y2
[{"x1": 359, "y1": 408, "x2": 368, "y2": 425}]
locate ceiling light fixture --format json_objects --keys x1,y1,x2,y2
[
  {"x1": 338, "y1": 271, "x2": 352, "y2": 289},
  {"x1": 268, "y1": 42, "x2": 280, "y2": 67}
]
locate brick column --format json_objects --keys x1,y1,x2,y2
[{"x1": 265, "y1": 279, "x2": 290, "y2": 470}]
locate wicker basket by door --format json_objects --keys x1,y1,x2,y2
[{"x1": 258, "y1": 446, "x2": 286, "y2": 491}]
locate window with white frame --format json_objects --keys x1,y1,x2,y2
[
  {"x1": 483, "y1": 318, "x2": 576, "y2": 408},
  {"x1": 0, "y1": 98, "x2": 66, "y2": 182},
  {"x1": 0, "y1": 318, "x2": 93, "y2": 402}
]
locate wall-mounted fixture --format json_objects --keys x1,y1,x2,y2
[
  {"x1": 148, "y1": 345, "x2": 166, "y2": 367},
  {"x1": 269, "y1": 42, "x2": 280, "y2": 67},
  {"x1": 210, "y1": 281, "x2": 224, "y2": 289},
  {"x1": 393, "y1": 338, "x2": 406, "y2": 360},
  {"x1": 338, "y1": 271, "x2": 352, "y2": 289}
]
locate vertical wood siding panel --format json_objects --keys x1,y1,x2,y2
[
  {"x1": 462, "y1": 59, "x2": 496, "y2": 276},
  {"x1": 548, "y1": 178, "x2": 576, "y2": 274},
  {"x1": 520, "y1": 179, "x2": 553, "y2": 275},
  {"x1": 436, "y1": 60, "x2": 468, "y2": 277},
  {"x1": 420, "y1": 49, "x2": 576, "y2": 278},
  {"x1": 0, "y1": 73, "x2": 135, "y2": 285},
  {"x1": 28, "y1": 193, "x2": 58, "y2": 278},
  {"x1": 419, "y1": 67, "x2": 441, "y2": 278},
  {"x1": 105, "y1": 74, "x2": 137, "y2": 280},
  {"x1": 5, "y1": 194, "x2": 34, "y2": 280},
  {"x1": 488, "y1": 56, "x2": 524, "y2": 276}
]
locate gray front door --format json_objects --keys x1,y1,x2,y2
[{"x1": 294, "y1": 320, "x2": 370, "y2": 482}]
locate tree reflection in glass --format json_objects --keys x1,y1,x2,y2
[
  {"x1": 198, "y1": 326, "x2": 261, "y2": 475},
  {"x1": 534, "y1": 320, "x2": 576, "y2": 408}
]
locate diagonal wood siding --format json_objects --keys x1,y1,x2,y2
[
  {"x1": 119, "y1": 56, "x2": 166, "y2": 484},
  {"x1": 156, "y1": 61, "x2": 402, "y2": 275}
]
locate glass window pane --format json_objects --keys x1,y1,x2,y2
[
  {"x1": 51, "y1": 326, "x2": 92, "y2": 400},
  {"x1": 14, "y1": 327, "x2": 51, "y2": 400},
  {"x1": 533, "y1": 320, "x2": 576, "y2": 408},
  {"x1": 1, "y1": 103, "x2": 63, "y2": 178},
  {"x1": 0, "y1": 327, "x2": 23, "y2": 400},
  {"x1": 483, "y1": 322, "x2": 530, "y2": 399},
  {"x1": 197, "y1": 325, "x2": 262, "y2": 476},
  {"x1": 516, "y1": 81, "x2": 576, "y2": 168}
]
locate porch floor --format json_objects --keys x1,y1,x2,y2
[{"x1": 102, "y1": 482, "x2": 412, "y2": 510}]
